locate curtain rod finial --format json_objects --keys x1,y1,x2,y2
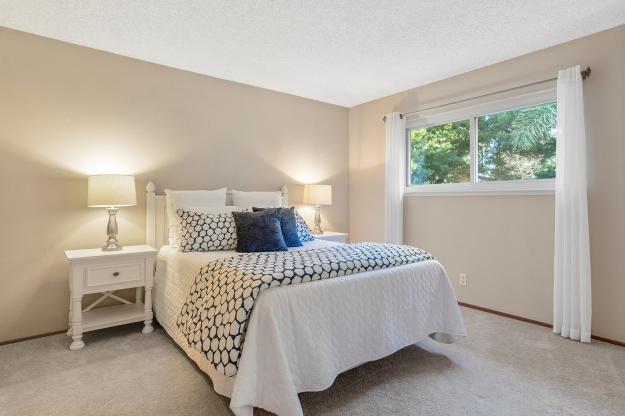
[{"x1": 581, "y1": 66, "x2": 591, "y2": 80}]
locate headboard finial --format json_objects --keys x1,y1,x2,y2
[{"x1": 146, "y1": 181, "x2": 156, "y2": 193}]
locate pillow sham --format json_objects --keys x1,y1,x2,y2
[
  {"x1": 175, "y1": 208, "x2": 237, "y2": 252},
  {"x1": 165, "y1": 188, "x2": 227, "y2": 246},
  {"x1": 294, "y1": 210, "x2": 315, "y2": 242},
  {"x1": 171, "y1": 206, "x2": 243, "y2": 247},
  {"x1": 232, "y1": 210, "x2": 288, "y2": 253},
  {"x1": 231, "y1": 190, "x2": 282, "y2": 208},
  {"x1": 252, "y1": 207, "x2": 302, "y2": 247}
]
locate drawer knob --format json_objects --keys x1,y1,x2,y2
[{"x1": 112, "y1": 272, "x2": 120, "y2": 277}]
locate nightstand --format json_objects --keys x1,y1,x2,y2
[
  {"x1": 313, "y1": 231, "x2": 348, "y2": 243},
  {"x1": 64, "y1": 245, "x2": 158, "y2": 350}
]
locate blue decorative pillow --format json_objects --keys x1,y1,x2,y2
[
  {"x1": 252, "y1": 207, "x2": 302, "y2": 247},
  {"x1": 295, "y1": 210, "x2": 315, "y2": 242},
  {"x1": 232, "y1": 210, "x2": 288, "y2": 253}
]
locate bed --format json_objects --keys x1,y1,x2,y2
[{"x1": 146, "y1": 182, "x2": 467, "y2": 416}]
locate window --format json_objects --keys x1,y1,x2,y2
[
  {"x1": 477, "y1": 103, "x2": 556, "y2": 182},
  {"x1": 406, "y1": 87, "x2": 556, "y2": 195},
  {"x1": 409, "y1": 120, "x2": 470, "y2": 185}
]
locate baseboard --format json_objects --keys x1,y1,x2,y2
[
  {"x1": 458, "y1": 301, "x2": 625, "y2": 348},
  {"x1": 0, "y1": 329, "x2": 68, "y2": 347},
  {"x1": 458, "y1": 302, "x2": 552, "y2": 328},
  {"x1": 590, "y1": 334, "x2": 625, "y2": 348}
]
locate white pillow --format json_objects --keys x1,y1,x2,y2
[
  {"x1": 231, "y1": 190, "x2": 283, "y2": 208},
  {"x1": 165, "y1": 188, "x2": 227, "y2": 245},
  {"x1": 179, "y1": 205, "x2": 242, "y2": 214}
]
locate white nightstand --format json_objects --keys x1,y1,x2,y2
[
  {"x1": 313, "y1": 231, "x2": 348, "y2": 243},
  {"x1": 64, "y1": 245, "x2": 158, "y2": 350}
]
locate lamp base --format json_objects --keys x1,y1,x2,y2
[
  {"x1": 101, "y1": 207, "x2": 123, "y2": 251},
  {"x1": 102, "y1": 241, "x2": 123, "y2": 251},
  {"x1": 313, "y1": 204, "x2": 323, "y2": 234}
]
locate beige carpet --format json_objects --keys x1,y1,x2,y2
[{"x1": 1, "y1": 307, "x2": 624, "y2": 416}]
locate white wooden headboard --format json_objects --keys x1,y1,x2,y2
[{"x1": 145, "y1": 182, "x2": 289, "y2": 249}]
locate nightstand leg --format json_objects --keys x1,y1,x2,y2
[
  {"x1": 70, "y1": 297, "x2": 85, "y2": 350},
  {"x1": 67, "y1": 297, "x2": 72, "y2": 336},
  {"x1": 142, "y1": 286, "x2": 154, "y2": 334}
]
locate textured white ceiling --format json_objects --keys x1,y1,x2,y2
[{"x1": 2, "y1": 1, "x2": 625, "y2": 107}]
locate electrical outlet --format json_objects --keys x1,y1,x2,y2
[{"x1": 459, "y1": 273, "x2": 467, "y2": 287}]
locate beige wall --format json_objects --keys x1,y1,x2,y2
[
  {"x1": 350, "y1": 25, "x2": 625, "y2": 342},
  {"x1": 2, "y1": 24, "x2": 624, "y2": 344},
  {"x1": 0, "y1": 28, "x2": 349, "y2": 343}
]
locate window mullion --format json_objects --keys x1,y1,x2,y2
[
  {"x1": 469, "y1": 117, "x2": 477, "y2": 183},
  {"x1": 406, "y1": 128, "x2": 412, "y2": 186}
]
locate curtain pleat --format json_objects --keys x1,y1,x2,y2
[{"x1": 384, "y1": 112, "x2": 406, "y2": 244}]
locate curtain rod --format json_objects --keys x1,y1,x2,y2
[{"x1": 382, "y1": 66, "x2": 591, "y2": 122}]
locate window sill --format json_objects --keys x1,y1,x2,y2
[{"x1": 404, "y1": 180, "x2": 555, "y2": 197}]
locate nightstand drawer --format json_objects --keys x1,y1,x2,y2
[{"x1": 86, "y1": 263, "x2": 143, "y2": 288}]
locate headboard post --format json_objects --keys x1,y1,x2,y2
[
  {"x1": 146, "y1": 181, "x2": 156, "y2": 248},
  {"x1": 281, "y1": 185, "x2": 289, "y2": 207}
]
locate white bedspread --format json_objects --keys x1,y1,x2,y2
[{"x1": 154, "y1": 240, "x2": 466, "y2": 416}]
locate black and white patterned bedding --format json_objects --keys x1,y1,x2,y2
[{"x1": 176, "y1": 242, "x2": 433, "y2": 376}]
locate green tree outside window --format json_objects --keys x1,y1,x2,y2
[{"x1": 409, "y1": 102, "x2": 556, "y2": 185}]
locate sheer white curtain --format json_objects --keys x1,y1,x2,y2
[
  {"x1": 384, "y1": 112, "x2": 406, "y2": 244},
  {"x1": 553, "y1": 65, "x2": 592, "y2": 343}
]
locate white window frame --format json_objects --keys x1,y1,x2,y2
[{"x1": 404, "y1": 82, "x2": 556, "y2": 196}]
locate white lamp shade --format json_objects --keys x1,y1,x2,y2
[
  {"x1": 303, "y1": 184, "x2": 332, "y2": 206},
  {"x1": 88, "y1": 175, "x2": 137, "y2": 207}
]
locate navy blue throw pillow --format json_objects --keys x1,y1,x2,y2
[
  {"x1": 252, "y1": 207, "x2": 302, "y2": 247},
  {"x1": 232, "y1": 210, "x2": 288, "y2": 253}
]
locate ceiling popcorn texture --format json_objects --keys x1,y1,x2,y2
[{"x1": 1, "y1": 0, "x2": 624, "y2": 106}]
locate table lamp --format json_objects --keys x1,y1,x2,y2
[
  {"x1": 303, "y1": 184, "x2": 332, "y2": 234},
  {"x1": 88, "y1": 174, "x2": 137, "y2": 251}
]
